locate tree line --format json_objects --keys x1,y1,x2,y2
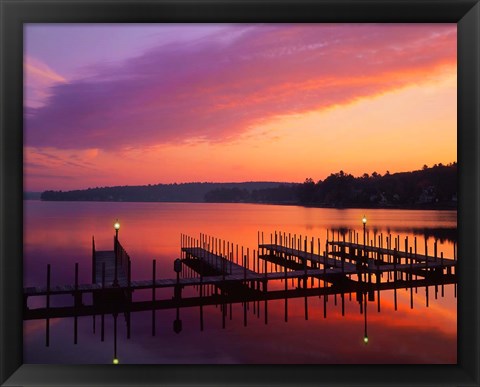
[
  {"x1": 41, "y1": 163, "x2": 457, "y2": 209},
  {"x1": 40, "y1": 181, "x2": 285, "y2": 203},
  {"x1": 204, "y1": 163, "x2": 457, "y2": 209}
]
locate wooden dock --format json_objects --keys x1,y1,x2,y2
[
  {"x1": 329, "y1": 240, "x2": 456, "y2": 265},
  {"x1": 23, "y1": 230, "x2": 457, "y2": 321},
  {"x1": 92, "y1": 236, "x2": 131, "y2": 286},
  {"x1": 24, "y1": 266, "x2": 352, "y2": 298},
  {"x1": 259, "y1": 244, "x2": 358, "y2": 271},
  {"x1": 24, "y1": 272, "x2": 456, "y2": 321},
  {"x1": 182, "y1": 246, "x2": 257, "y2": 277}
]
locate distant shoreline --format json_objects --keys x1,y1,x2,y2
[
  {"x1": 24, "y1": 197, "x2": 457, "y2": 211},
  {"x1": 32, "y1": 164, "x2": 458, "y2": 211}
]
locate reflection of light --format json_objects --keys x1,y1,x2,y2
[
  {"x1": 113, "y1": 358, "x2": 119, "y2": 364},
  {"x1": 362, "y1": 216, "x2": 367, "y2": 225},
  {"x1": 114, "y1": 220, "x2": 120, "y2": 230},
  {"x1": 364, "y1": 336, "x2": 369, "y2": 344}
]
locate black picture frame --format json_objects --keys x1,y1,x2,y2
[{"x1": 1, "y1": 0, "x2": 479, "y2": 386}]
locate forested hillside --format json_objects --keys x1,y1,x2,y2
[{"x1": 40, "y1": 163, "x2": 456, "y2": 209}]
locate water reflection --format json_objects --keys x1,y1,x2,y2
[
  {"x1": 331, "y1": 226, "x2": 456, "y2": 244},
  {"x1": 24, "y1": 230, "x2": 456, "y2": 364},
  {"x1": 25, "y1": 270, "x2": 456, "y2": 364},
  {"x1": 23, "y1": 201, "x2": 457, "y2": 364}
]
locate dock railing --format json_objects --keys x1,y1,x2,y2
[{"x1": 115, "y1": 237, "x2": 131, "y2": 283}]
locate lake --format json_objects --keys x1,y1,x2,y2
[{"x1": 23, "y1": 200, "x2": 457, "y2": 364}]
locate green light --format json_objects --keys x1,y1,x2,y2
[
  {"x1": 363, "y1": 336, "x2": 369, "y2": 344},
  {"x1": 113, "y1": 358, "x2": 119, "y2": 364}
]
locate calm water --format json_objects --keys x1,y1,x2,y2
[{"x1": 23, "y1": 201, "x2": 457, "y2": 364}]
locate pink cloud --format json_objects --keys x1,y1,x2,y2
[
  {"x1": 25, "y1": 24, "x2": 456, "y2": 150},
  {"x1": 24, "y1": 56, "x2": 67, "y2": 108}
]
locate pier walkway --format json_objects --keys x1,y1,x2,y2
[
  {"x1": 328, "y1": 240, "x2": 456, "y2": 266},
  {"x1": 182, "y1": 246, "x2": 257, "y2": 277},
  {"x1": 23, "y1": 230, "x2": 457, "y2": 321},
  {"x1": 24, "y1": 272, "x2": 456, "y2": 321},
  {"x1": 259, "y1": 244, "x2": 357, "y2": 271}
]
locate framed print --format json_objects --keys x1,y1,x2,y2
[{"x1": 1, "y1": 0, "x2": 479, "y2": 386}]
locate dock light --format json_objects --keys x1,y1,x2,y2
[
  {"x1": 113, "y1": 219, "x2": 120, "y2": 286},
  {"x1": 364, "y1": 336, "x2": 369, "y2": 344},
  {"x1": 114, "y1": 219, "x2": 120, "y2": 239},
  {"x1": 362, "y1": 215, "x2": 367, "y2": 265},
  {"x1": 113, "y1": 358, "x2": 119, "y2": 364}
]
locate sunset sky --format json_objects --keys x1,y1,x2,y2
[{"x1": 24, "y1": 24, "x2": 457, "y2": 192}]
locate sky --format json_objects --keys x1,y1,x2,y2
[{"x1": 24, "y1": 23, "x2": 457, "y2": 192}]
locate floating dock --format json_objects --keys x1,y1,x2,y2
[{"x1": 23, "y1": 230, "x2": 457, "y2": 318}]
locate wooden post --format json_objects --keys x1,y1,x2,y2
[
  {"x1": 426, "y1": 285, "x2": 429, "y2": 307},
  {"x1": 128, "y1": 259, "x2": 131, "y2": 301},
  {"x1": 227, "y1": 242, "x2": 230, "y2": 273},
  {"x1": 410, "y1": 281, "x2": 414, "y2": 309},
  {"x1": 74, "y1": 262, "x2": 79, "y2": 306},
  {"x1": 152, "y1": 259, "x2": 156, "y2": 336},
  {"x1": 326, "y1": 230, "x2": 329, "y2": 256},
  {"x1": 243, "y1": 253, "x2": 248, "y2": 327},
  {"x1": 46, "y1": 264, "x2": 51, "y2": 347},
  {"x1": 393, "y1": 248, "x2": 397, "y2": 279},
  {"x1": 323, "y1": 275, "x2": 327, "y2": 319},
  {"x1": 414, "y1": 236, "x2": 417, "y2": 260},
  {"x1": 73, "y1": 262, "x2": 79, "y2": 344},
  {"x1": 425, "y1": 244, "x2": 429, "y2": 270},
  {"x1": 92, "y1": 236, "x2": 96, "y2": 283},
  {"x1": 222, "y1": 258, "x2": 226, "y2": 329},
  {"x1": 302, "y1": 255, "x2": 307, "y2": 289},
  {"x1": 73, "y1": 282, "x2": 78, "y2": 345},
  {"x1": 284, "y1": 252, "x2": 288, "y2": 322},
  {"x1": 310, "y1": 238, "x2": 315, "y2": 286},
  {"x1": 243, "y1": 254, "x2": 247, "y2": 283},
  {"x1": 102, "y1": 262, "x2": 105, "y2": 289},
  {"x1": 113, "y1": 236, "x2": 118, "y2": 286},
  {"x1": 323, "y1": 251, "x2": 327, "y2": 275},
  {"x1": 394, "y1": 280, "x2": 398, "y2": 311},
  {"x1": 405, "y1": 236, "x2": 408, "y2": 266},
  {"x1": 222, "y1": 254, "x2": 226, "y2": 283}
]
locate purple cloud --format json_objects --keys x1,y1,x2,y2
[{"x1": 25, "y1": 24, "x2": 456, "y2": 151}]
